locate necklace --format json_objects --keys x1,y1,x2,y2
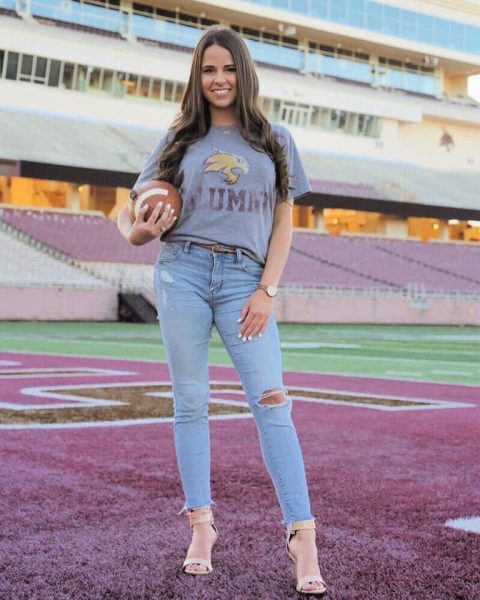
[{"x1": 212, "y1": 123, "x2": 237, "y2": 135}]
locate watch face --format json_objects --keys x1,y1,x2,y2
[{"x1": 266, "y1": 285, "x2": 277, "y2": 297}]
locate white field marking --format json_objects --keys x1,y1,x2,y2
[
  {"x1": 0, "y1": 413, "x2": 253, "y2": 431},
  {"x1": 431, "y1": 369, "x2": 473, "y2": 376},
  {"x1": 106, "y1": 381, "x2": 477, "y2": 412},
  {"x1": 385, "y1": 371, "x2": 428, "y2": 378},
  {"x1": 281, "y1": 342, "x2": 360, "y2": 349},
  {"x1": 0, "y1": 381, "x2": 249, "y2": 418},
  {"x1": 0, "y1": 360, "x2": 22, "y2": 366},
  {"x1": 0, "y1": 367, "x2": 133, "y2": 379},
  {"x1": 2, "y1": 349, "x2": 480, "y2": 388},
  {"x1": 281, "y1": 385, "x2": 476, "y2": 412},
  {"x1": 0, "y1": 381, "x2": 476, "y2": 430},
  {"x1": 445, "y1": 516, "x2": 480, "y2": 534}
]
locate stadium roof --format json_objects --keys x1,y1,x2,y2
[{"x1": 1, "y1": 106, "x2": 479, "y2": 218}]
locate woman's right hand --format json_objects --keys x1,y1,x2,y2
[{"x1": 128, "y1": 201, "x2": 177, "y2": 246}]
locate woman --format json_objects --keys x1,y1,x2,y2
[{"x1": 117, "y1": 25, "x2": 327, "y2": 596}]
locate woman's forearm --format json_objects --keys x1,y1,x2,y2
[
  {"x1": 117, "y1": 204, "x2": 134, "y2": 242},
  {"x1": 260, "y1": 207, "x2": 293, "y2": 287}
]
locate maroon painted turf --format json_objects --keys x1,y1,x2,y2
[{"x1": 0, "y1": 352, "x2": 479, "y2": 599}]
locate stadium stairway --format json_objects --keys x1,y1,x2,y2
[
  {"x1": 118, "y1": 292, "x2": 158, "y2": 324},
  {"x1": 0, "y1": 220, "x2": 112, "y2": 288}
]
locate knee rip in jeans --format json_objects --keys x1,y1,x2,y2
[{"x1": 257, "y1": 388, "x2": 288, "y2": 407}]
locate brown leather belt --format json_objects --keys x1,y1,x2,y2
[{"x1": 191, "y1": 242, "x2": 238, "y2": 254}]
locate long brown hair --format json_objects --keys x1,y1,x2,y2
[{"x1": 156, "y1": 25, "x2": 291, "y2": 202}]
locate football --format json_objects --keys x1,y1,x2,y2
[{"x1": 128, "y1": 180, "x2": 182, "y2": 225}]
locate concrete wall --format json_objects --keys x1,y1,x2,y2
[
  {"x1": 275, "y1": 292, "x2": 480, "y2": 325},
  {"x1": 0, "y1": 287, "x2": 118, "y2": 321},
  {"x1": 1, "y1": 286, "x2": 478, "y2": 325}
]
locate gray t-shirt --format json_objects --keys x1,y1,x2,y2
[{"x1": 135, "y1": 123, "x2": 310, "y2": 264}]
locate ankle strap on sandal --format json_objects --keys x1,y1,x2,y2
[
  {"x1": 287, "y1": 519, "x2": 316, "y2": 534},
  {"x1": 187, "y1": 508, "x2": 214, "y2": 527}
]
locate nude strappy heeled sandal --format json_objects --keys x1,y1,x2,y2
[
  {"x1": 182, "y1": 507, "x2": 218, "y2": 575},
  {"x1": 286, "y1": 519, "x2": 327, "y2": 596}
]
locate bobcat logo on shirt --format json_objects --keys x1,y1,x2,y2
[{"x1": 203, "y1": 152, "x2": 250, "y2": 185}]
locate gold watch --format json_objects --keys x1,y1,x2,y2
[{"x1": 257, "y1": 284, "x2": 278, "y2": 297}]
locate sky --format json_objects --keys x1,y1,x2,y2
[{"x1": 468, "y1": 75, "x2": 480, "y2": 101}]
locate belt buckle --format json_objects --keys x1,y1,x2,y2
[{"x1": 214, "y1": 244, "x2": 234, "y2": 253}]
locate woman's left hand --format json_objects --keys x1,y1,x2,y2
[{"x1": 238, "y1": 290, "x2": 274, "y2": 341}]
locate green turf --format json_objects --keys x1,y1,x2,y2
[{"x1": 0, "y1": 322, "x2": 479, "y2": 385}]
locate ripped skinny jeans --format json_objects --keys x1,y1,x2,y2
[{"x1": 154, "y1": 241, "x2": 314, "y2": 525}]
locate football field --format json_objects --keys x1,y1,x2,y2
[{"x1": 0, "y1": 322, "x2": 479, "y2": 599}]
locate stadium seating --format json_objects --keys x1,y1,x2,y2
[
  {"x1": 291, "y1": 231, "x2": 480, "y2": 293},
  {"x1": 0, "y1": 107, "x2": 160, "y2": 173},
  {"x1": 303, "y1": 151, "x2": 479, "y2": 208},
  {"x1": 2, "y1": 106, "x2": 480, "y2": 212},
  {"x1": 1, "y1": 208, "x2": 479, "y2": 295},
  {"x1": 0, "y1": 228, "x2": 110, "y2": 288},
  {"x1": 0, "y1": 207, "x2": 157, "y2": 264}
]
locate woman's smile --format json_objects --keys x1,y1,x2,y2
[{"x1": 201, "y1": 44, "x2": 237, "y2": 120}]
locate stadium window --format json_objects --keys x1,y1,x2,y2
[
  {"x1": 331, "y1": 0, "x2": 348, "y2": 24},
  {"x1": 125, "y1": 74, "x2": 139, "y2": 96},
  {"x1": 310, "y1": 0, "x2": 328, "y2": 19},
  {"x1": 164, "y1": 80, "x2": 174, "y2": 102},
  {"x1": 75, "y1": 65, "x2": 88, "y2": 92},
  {"x1": 88, "y1": 67, "x2": 102, "y2": 91},
  {"x1": 101, "y1": 69, "x2": 114, "y2": 93},
  {"x1": 354, "y1": 51, "x2": 369, "y2": 62},
  {"x1": 400, "y1": 10, "x2": 417, "y2": 40},
  {"x1": 365, "y1": 2, "x2": 382, "y2": 32},
  {"x1": 108, "y1": 0, "x2": 120, "y2": 5},
  {"x1": 383, "y1": 6, "x2": 400, "y2": 36},
  {"x1": 272, "y1": 99, "x2": 281, "y2": 122},
  {"x1": 243, "y1": 27, "x2": 261, "y2": 40},
  {"x1": 0, "y1": 50, "x2": 5, "y2": 79},
  {"x1": 200, "y1": 17, "x2": 219, "y2": 27},
  {"x1": 319, "y1": 44, "x2": 335, "y2": 57},
  {"x1": 344, "y1": 112, "x2": 358, "y2": 134},
  {"x1": 5, "y1": 52, "x2": 19, "y2": 81},
  {"x1": 34, "y1": 57, "x2": 48, "y2": 84},
  {"x1": 432, "y1": 17, "x2": 449, "y2": 47},
  {"x1": 330, "y1": 109, "x2": 347, "y2": 131},
  {"x1": 156, "y1": 7, "x2": 176, "y2": 21},
  {"x1": 133, "y1": 3, "x2": 153, "y2": 16},
  {"x1": 175, "y1": 82, "x2": 184, "y2": 103},
  {"x1": 420, "y1": 65, "x2": 434, "y2": 74},
  {"x1": 337, "y1": 48, "x2": 353, "y2": 58},
  {"x1": 388, "y1": 58, "x2": 402, "y2": 68},
  {"x1": 178, "y1": 12, "x2": 198, "y2": 26},
  {"x1": 19, "y1": 54, "x2": 33, "y2": 81},
  {"x1": 112, "y1": 72, "x2": 125, "y2": 97},
  {"x1": 150, "y1": 78, "x2": 162, "y2": 100},
  {"x1": 263, "y1": 31, "x2": 280, "y2": 43},
  {"x1": 61, "y1": 63, "x2": 75, "y2": 90},
  {"x1": 311, "y1": 106, "x2": 321, "y2": 127},
  {"x1": 282, "y1": 36, "x2": 298, "y2": 48},
  {"x1": 261, "y1": 97, "x2": 273, "y2": 119},
  {"x1": 349, "y1": 2, "x2": 364, "y2": 28},
  {"x1": 449, "y1": 22, "x2": 464, "y2": 51},
  {"x1": 138, "y1": 76, "x2": 150, "y2": 98},
  {"x1": 418, "y1": 14, "x2": 433, "y2": 44}
]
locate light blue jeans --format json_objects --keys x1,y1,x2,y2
[{"x1": 154, "y1": 241, "x2": 314, "y2": 525}]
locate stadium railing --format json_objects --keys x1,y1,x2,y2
[{"x1": 0, "y1": 0, "x2": 441, "y2": 97}]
